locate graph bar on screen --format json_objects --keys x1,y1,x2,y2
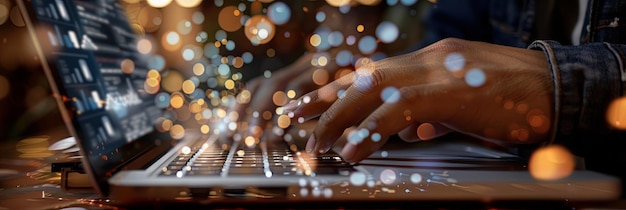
[
  {"x1": 47, "y1": 31, "x2": 58, "y2": 46},
  {"x1": 68, "y1": 30, "x2": 80, "y2": 49},
  {"x1": 55, "y1": 0, "x2": 70, "y2": 21},
  {"x1": 73, "y1": 68, "x2": 83, "y2": 83},
  {"x1": 78, "y1": 59, "x2": 93, "y2": 82},
  {"x1": 49, "y1": 3, "x2": 59, "y2": 20},
  {"x1": 91, "y1": 90, "x2": 102, "y2": 109},
  {"x1": 54, "y1": 26, "x2": 64, "y2": 47},
  {"x1": 102, "y1": 116, "x2": 115, "y2": 136},
  {"x1": 79, "y1": 90, "x2": 90, "y2": 111}
]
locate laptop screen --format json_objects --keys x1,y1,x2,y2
[{"x1": 19, "y1": 0, "x2": 163, "y2": 191}]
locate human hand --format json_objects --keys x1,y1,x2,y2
[
  {"x1": 223, "y1": 52, "x2": 339, "y2": 147},
  {"x1": 281, "y1": 38, "x2": 554, "y2": 162}
]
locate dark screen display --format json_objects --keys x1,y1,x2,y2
[{"x1": 27, "y1": 0, "x2": 160, "y2": 166}]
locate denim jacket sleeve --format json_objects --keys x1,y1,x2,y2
[{"x1": 529, "y1": 40, "x2": 626, "y2": 160}]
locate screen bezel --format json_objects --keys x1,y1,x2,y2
[{"x1": 17, "y1": 0, "x2": 174, "y2": 196}]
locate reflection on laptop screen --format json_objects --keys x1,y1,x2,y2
[{"x1": 28, "y1": 0, "x2": 160, "y2": 159}]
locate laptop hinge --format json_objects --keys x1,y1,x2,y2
[{"x1": 51, "y1": 161, "x2": 94, "y2": 193}]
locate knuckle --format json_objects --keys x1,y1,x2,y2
[
  {"x1": 397, "y1": 87, "x2": 419, "y2": 105},
  {"x1": 319, "y1": 108, "x2": 338, "y2": 126},
  {"x1": 431, "y1": 38, "x2": 469, "y2": 54}
]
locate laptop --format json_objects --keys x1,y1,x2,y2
[{"x1": 17, "y1": 0, "x2": 621, "y2": 206}]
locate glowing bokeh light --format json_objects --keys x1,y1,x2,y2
[
  {"x1": 192, "y1": 11, "x2": 205, "y2": 24},
  {"x1": 335, "y1": 50, "x2": 353, "y2": 66},
  {"x1": 465, "y1": 68, "x2": 486, "y2": 87},
  {"x1": 10, "y1": 6, "x2": 24, "y2": 27},
  {"x1": 244, "y1": 15, "x2": 276, "y2": 45},
  {"x1": 277, "y1": 115, "x2": 291, "y2": 128},
  {"x1": 358, "y1": 36, "x2": 377, "y2": 54},
  {"x1": 273, "y1": 91, "x2": 288, "y2": 106},
  {"x1": 312, "y1": 69, "x2": 330, "y2": 85},
  {"x1": 529, "y1": 145, "x2": 575, "y2": 181},
  {"x1": 315, "y1": 11, "x2": 326, "y2": 22},
  {"x1": 120, "y1": 59, "x2": 135, "y2": 75},
  {"x1": 379, "y1": 169, "x2": 397, "y2": 185},
  {"x1": 376, "y1": 21, "x2": 399, "y2": 43},
  {"x1": 326, "y1": 0, "x2": 350, "y2": 7},
  {"x1": 267, "y1": 1, "x2": 291, "y2": 25},
  {"x1": 444, "y1": 53, "x2": 465, "y2": 72},
  {"x1": 309, "y1": 34, "x2": 322, "y2": 47},
  {"x1": 381, "y1": 86, "x2": 400, "y2": 103},
  {"x1": 137, "y1": 38, "x2": 153, "y2": 54},
  {"x1": 162, "y1": 71, "x2": 184, "y2": 92},
  {"x1": 218, "y1": 6, "x2": 242, "y2": 32},
  {"x1": 328, "y1": 31, "x2": 344, "y2": 46},
  {"x1": 155, "y1": 92, "x2": 170, "y2": 108},
  {"x1": 0, "y1": 1, "x2": 9, "y2": 26},
  {"x1": 356, "y1": 24, "x2": 365, "y2": 33},
  {"x1": 358, "y1": 0, "x2": 382, "y2": 5},
  {"x1": 410, "y1": 173, "x2": 422, "y2": 184},
  {"x1": 170, "y1": 124, "x2": 185, "y2": 139},
  {"x1": 148, "y1": 55, "x2": 166, "y2": 71},
  {"x1": 175, "y1": 0, "x2": 202, "y2": 8},
  {"x1": 147, "y1": 0, "x2": 172, "y2": 8},
  {"x1": 349, "y1": 172, "x2": 367, "y2": 186},
  {"x1": 176, "y1": 20, "x2": 192, "y2": 35},
  {"x1": 170, "y1": 94, "x2": 185, "y2": 109},
  {"x1": 181, "y1": 146, "x2": 191, "y2": 155},
  {"x1": 192, "y1": 63, "x2": 205, "y2": 76},
  {"x1": 182, "y1": 48, "x2": 195, "y2": 61},
  {"x1": 416, "y1": 123, "x2": 437, "y2": 140},
  {"x1": 607, "y1": 97, "x2": 626, "y2": 129},
  {"x1": 182, "y1": 80, "x2": 196, "y2": 94},
  {"x1": 400, "y1": 0, "x2": 418, "y2": 6}
]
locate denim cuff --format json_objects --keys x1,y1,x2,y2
[{"x1": 528, "y1": 40, "x2": 626, "y2": 149}]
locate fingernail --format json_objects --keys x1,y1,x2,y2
[
  {"x1": 341, "y1": 143, "x2": 357, "y2": 163},
  {"x1": 280, "y1": 99, "x2": 301, "y2": 112},
  {"x1": 305, "y1": 134, "x2": 316, "y2": 153},
  {"x1": 318, "y1": 142, "x2": 332, "y2": 154}
]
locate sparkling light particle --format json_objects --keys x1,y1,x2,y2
[
  {"x1": 147, "y1": 0, "x2": 172, "y2": 8},
  {"x1": 410, "y1": 173, "x2": 422, "y2": 184},
  {"x1": 120, "y1": 59, "x2": 135, "y2": 74},
  {"x1": 267, "y1": 2, "x2": 291, "y2": 25},
  {"x1": 465, "y1": 68, "x2": 486, "y2": 87},
  {"x1": 170, "y1": 124, "x2": 185, "y2": 139},
  {"x1": 309, "y1": 34, "x2": 321, "y2": 47},
  {"x1": 606, "y1": 97, "x2": 626, "y2": 130},
  {"x1": 358, "y1": 36, "x2": 377, "y2": 54},
  {"x1": 181, "y1": 146, "x2": 191, "y2": 155},
  {"x1": 444, "y1": 53, "x2": 465, "y2": 72},
  {"x1": 182, "y1": 48, "x2": 195, "y2": 61},
  {"x1": 371, "y1": 133, "x2": 381, "y2": 142},
  {"x1": 137, "y1": 38, "x2": 153, "y2": 54},
  {"x1": 381, "y1": 87, "x2": 400, "y2": 103},
  {"x1": 529, "y1": 145, "x2": 575, "y2": 181},
  {"x1": 218, "y1": 6, "x2": 242, "y2": 32},
  {"x1": 165, "y1": 31, "x2": 180, "y2": 45},
  {"x1": 170, "y1": 94, "x2": 185, "y2": 109},
  {"x1": 379, "y1": 169, "x2": 396, "y2": 185},
  {"x1": 0, "y1": 2, "x2": 9, "y2": 26},
  {"x1": 315, "y1": 11, "x2": 326, "y2": 22},
  {"x1": 349, "y1": 172, "x2": 367, "y2": 186},
  {"x1": 376, "y1": 21, "x2": 399, "y2": 43},
  {"x1": 335, "y1": 50, "x2": 352, "y2": 67},
  {"x1": 175, "y1": 0, "x2": 202, "y2": 8},
  {"x1": 277, "y1": 115, "x2": 291, "y2": 128}
]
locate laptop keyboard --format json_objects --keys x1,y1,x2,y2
[{"x1": 160, "y1": 137, "x2": 354, "y2": 177}]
